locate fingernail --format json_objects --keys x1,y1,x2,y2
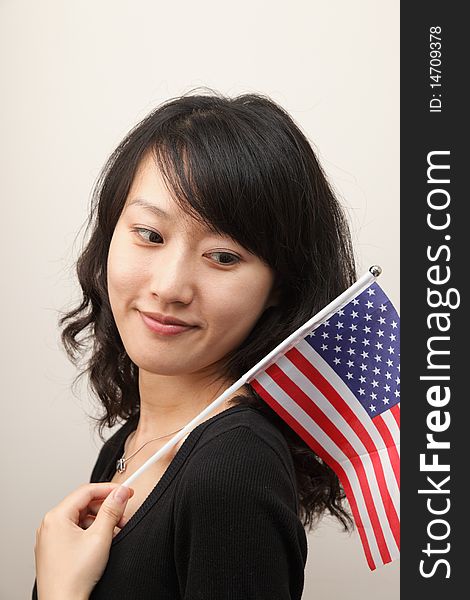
[{"x1": 113, "y1": 486, "x2": 129, "y2": 503}]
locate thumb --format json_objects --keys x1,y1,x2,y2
[{"x1": 92, "y1": 486, "x2": 133, "y2": 536}]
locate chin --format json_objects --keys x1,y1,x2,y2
[{"x1": 127, "y1": 350, "x2": 198, "y2": 377}]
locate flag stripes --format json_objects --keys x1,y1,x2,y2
[
  {"x1": 251, "y1": 375, "x2": 383, "y2": 569},
  {"x1": 293, "y1": 340, "x2": 400, "y2": 499},
  {"x1": 251, "y1": 338, "x2": 400, "y2": 570}
]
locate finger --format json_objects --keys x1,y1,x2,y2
[
  {"x1": 117, "y1": 515, "x2": 129, "y2": 529},
  {"x1": 80, "y1": 498, "x2": 105, "y2": 520},
  {"x1": 80, "y1": 512, "x2": 128, "y2": 530},
  {"x1": 78, "y1": 487, "x2": 134, "y2": 525},
  {"x1": 83, "y1": 511, "x2": 128, "y2": 530},
  {"x1": 91, "y1": 486, "x2": 133, "y2": 539},
  {"x1": 57, "y1": 483, "x2": 134, "y2": 524},
  {"x1": 78, "y1": 499, "x2": 103, "y2": 522},
  {"x1": 80, "y1": 515, "x2": 96, "y2": 529}
]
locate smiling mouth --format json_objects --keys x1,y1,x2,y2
[{"x1": 139, "y1": 312, "x2": 197, "y2": 336}]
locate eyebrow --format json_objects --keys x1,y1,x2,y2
[
  {"x1": 126, "y1": 196, "x2": 225, "y2": 239},
  {"x1": 126, "y1": 198, "x2": 170, "y2": 218}
]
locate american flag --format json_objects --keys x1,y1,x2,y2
[{"x1": 249, "y1": 280, "x2": 400, "y2": 570}]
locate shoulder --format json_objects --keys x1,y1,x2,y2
[
  {"x1": 176, "y1": 406, "x2": 299, "y2": 512},
  {"x1": 173, "y1": 406, "x2": 308, "y2": 599},
  {"x1": 191, "y1": 404, "x2": 295, "y2": 471}
]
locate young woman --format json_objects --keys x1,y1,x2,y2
[{"x1": 33, "y1": 90, "x2": 356, "y2": 599}]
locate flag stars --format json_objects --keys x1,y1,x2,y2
[
  {"x1": 305, "y1": 285, "x2": 399, "y2": 418},
  {"x1": 308, "y1": 286, "x2": 400, "y2": 419}
]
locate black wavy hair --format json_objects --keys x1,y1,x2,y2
[{"x1": 59, "y1": 88, "x2": 356, "y2": 533}]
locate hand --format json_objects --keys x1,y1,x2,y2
[{"x1": 34, "y1": 482, "x2": 134, "y2": 600}]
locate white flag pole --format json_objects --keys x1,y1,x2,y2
[{"x1": 119, "y1": 266, "x2": 381, "y2": 487}]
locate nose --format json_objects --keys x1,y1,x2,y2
[{"x1": 149, "y1": 244, "x2": 195, "y2": 305}]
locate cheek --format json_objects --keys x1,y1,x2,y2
[
  {"x1": 206, "y1": 271, "x2": 273, "y2": 343},
  {"x1": 107, "y1": 234, "x2": 146, "y2": 303}
]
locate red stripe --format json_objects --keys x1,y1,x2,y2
[
  {"x1": 373, "y1": 414, "x2": 400, "y2": 492},
  {"x1": 260, "y1": 359, "x2": 392, "y2": 566},
  {"x1": 250, "y1": 378, "x2": 378, "y2": 570},
  {"x1": 391, "y1": 404, "x2": 400, "y2": 428},
  {"x1": 286, "y1": 346, "x2": 400, "y2": 551}
]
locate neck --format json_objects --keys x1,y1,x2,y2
[{"x1": 132, "y1": 368, "x2": 246, "y2": 444}]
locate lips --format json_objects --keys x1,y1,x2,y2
[
  {"x1": 139, "y1": 311, "x2": 197, "y2": 336},
  {"x1": 140, "y1": 311, "x2": 194, "y2": 327}
]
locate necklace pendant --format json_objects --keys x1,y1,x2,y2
[{"x1": 116, "y1": 457, "x2": 127, "y2": 473}]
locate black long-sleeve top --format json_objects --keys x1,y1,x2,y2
[{"x1": 32, "y1": 404, "x2": 308, "y2": 599}]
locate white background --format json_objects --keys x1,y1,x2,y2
[{"x1": 0, "y1": 1, "x2": 399, "y2": 598}]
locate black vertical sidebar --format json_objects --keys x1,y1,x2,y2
[{"x1": 401, "y1": 3, "x2": 466, "y2": 598}]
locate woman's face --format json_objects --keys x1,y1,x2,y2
[{"x1": 107, "y1": 152, "x2": 278, "y2": 380}]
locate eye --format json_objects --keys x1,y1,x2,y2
[
  {"x1": 132, "y1": 227, "x2": 163, "y2": 244},
  {"x1": 206, "y1": 251, "x2": 240, "y2": 265}
]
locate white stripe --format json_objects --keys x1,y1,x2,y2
[
  {"x1": 255, "y1": 370, "x2": 384, "y2": 568},
  {"x1": 295, "y1": 340, "x2": 400, "y2": 516},
  {"x1": 381, "y1": 408, "x2": 401, "y2": 458},
  {"x1": 278, "y1": 352, "x2": 399, "y2": 555}
]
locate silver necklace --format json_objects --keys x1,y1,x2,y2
[{"x1": 116, "y1": 426, "x2": 185, "y2": 473}]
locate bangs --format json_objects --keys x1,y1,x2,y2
[{"x1": 148, "y1": 109, "x2": 286, "y2": 268}]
